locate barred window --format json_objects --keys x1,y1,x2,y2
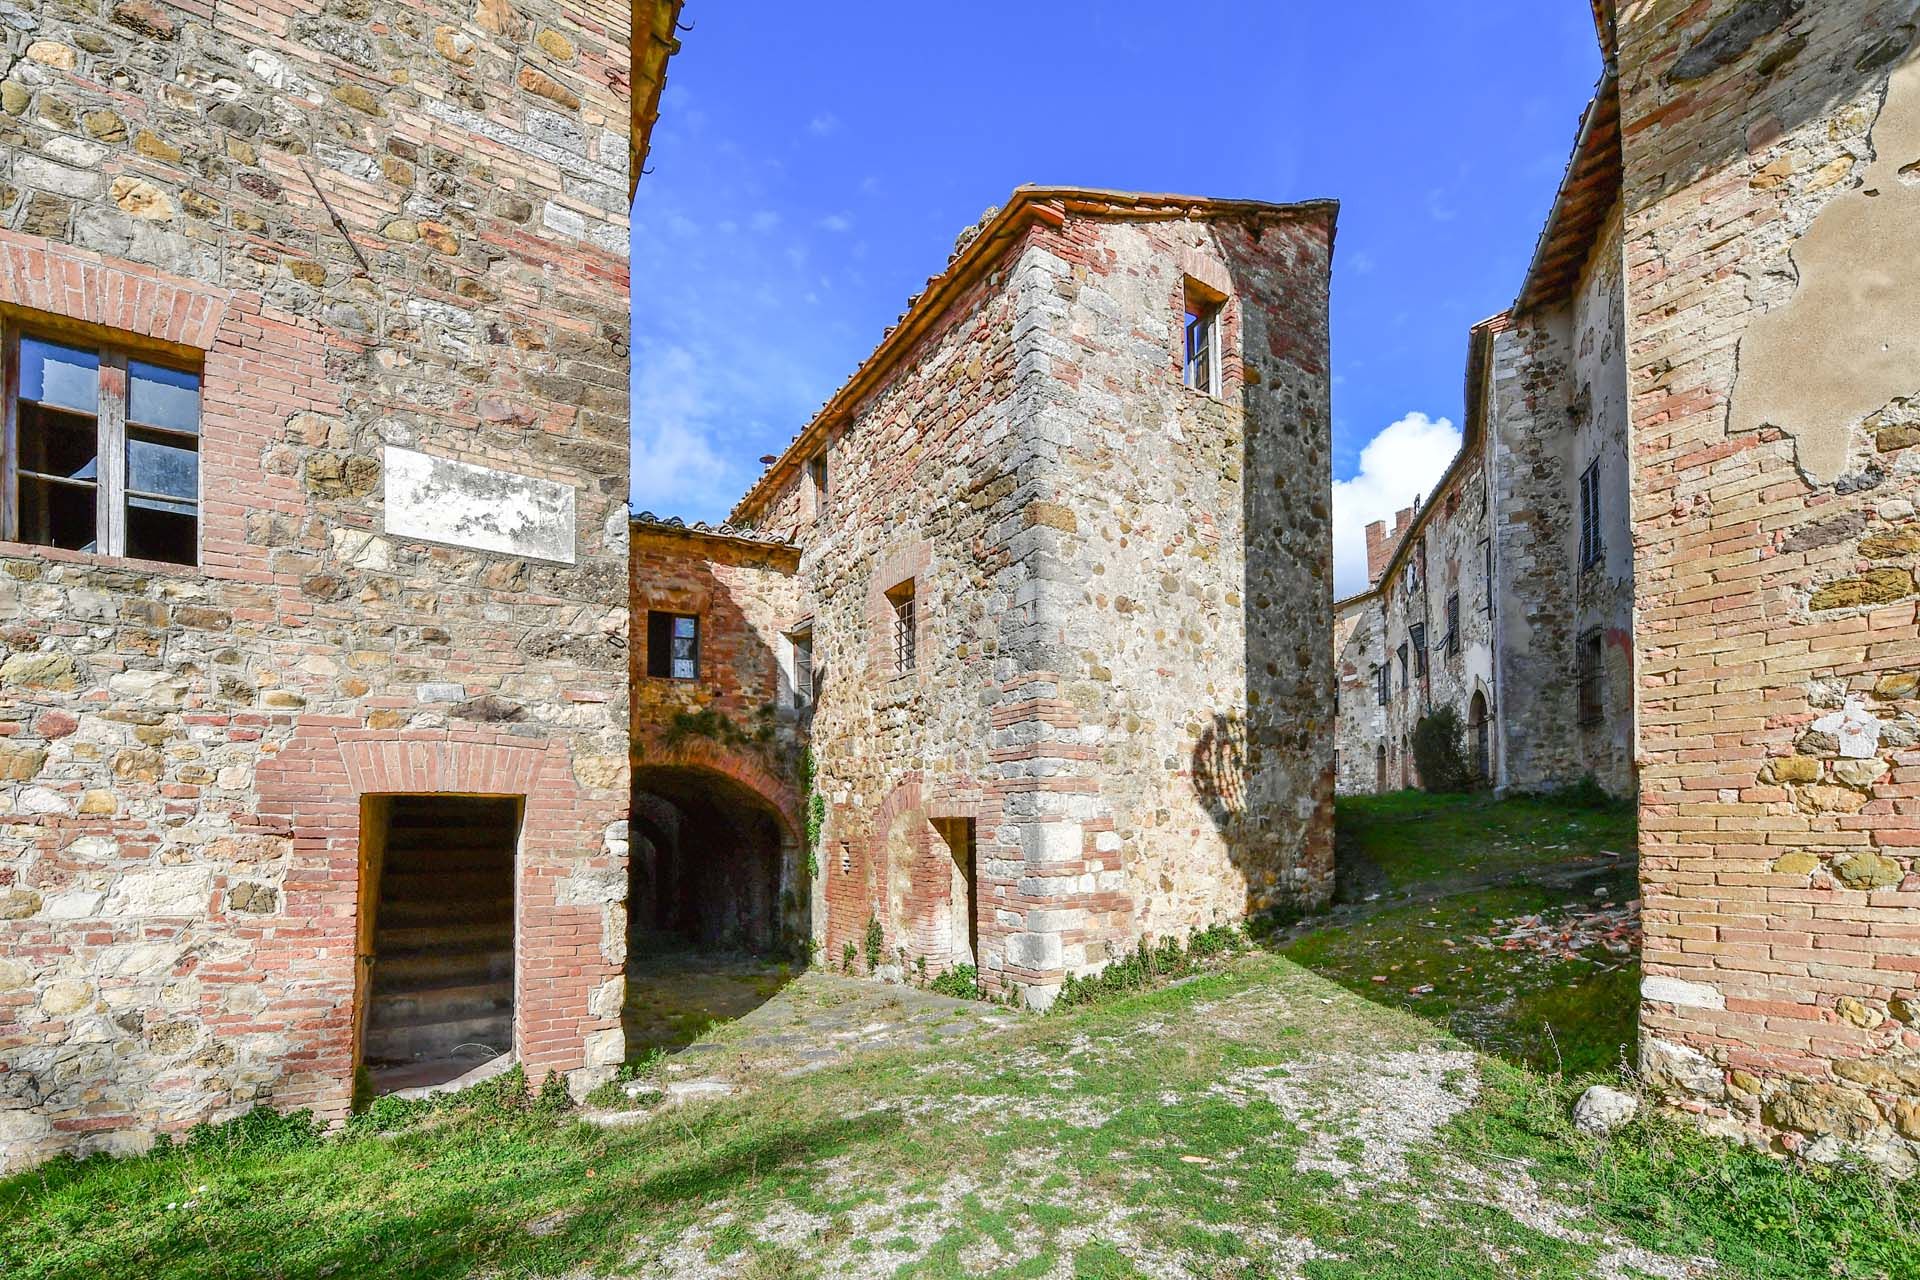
[
  {"x1": 887, "y1": 579, "x2": 916, "y2": 674},
  {"x1": 5, "y1": 329, "x2": 201, "y2": 565},
  {"x1": 1577, "y1": 628, "x2": 1605, "y2": 726}
]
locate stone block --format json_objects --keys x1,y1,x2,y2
[
  {"x1": 1019, "y1": 821, "x2": 1083, "y2": 867},
  {"x1": 1641, "y1": 975, "x2": 1724, "y2": 1010}
]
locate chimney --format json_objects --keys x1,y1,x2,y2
[{"x1": 1364, "y1": 519, "x2": 1391, "y2": 586}]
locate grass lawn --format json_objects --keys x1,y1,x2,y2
[
  {"x1": 4, "y1": 793, "x2": 1915, "y2": 1279},
  {"x1": 1275, "y1": 790, "x2": 1642, "y2": 1076}
]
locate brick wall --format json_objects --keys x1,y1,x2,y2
[
  {"x1": 0, "y1": 0, "x2": 631, "y2": 1170},
  {"x1": 1619, "y1": 0, "x2": 1920, "y2": 1166}
]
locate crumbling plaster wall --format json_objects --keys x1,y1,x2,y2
[
  {"x1": 0, "y1": 0, "x2": 632, "y2": 1171},
  {"x1": 1619, "y1": 0, "x2": 1920, "y2": 1168}
]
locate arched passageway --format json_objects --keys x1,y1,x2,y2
[{"x1": 625, "y1": 764, "x2": 806, "y2": 1057}]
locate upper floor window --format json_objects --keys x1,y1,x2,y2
[
  {"x1": 1409, "y1": 622, "x2": 1428, "y2": 678},
  {"x1": 887, "y1": 579, "x2": 916, "y2": 674},
  {"x1": 1397, "y1": 641, "x2": 1409, "y2": 691},
  {"x1": 646, "y1": 611, "x2": 700, "y2": 681},
  {"x1": 806, "y1": 451, "x2": 828, "y2": 521},
  {"x1": 1373, "y1": 663, "x2": 1388, "y2": 707},
  {"x1": 1578, "y1": 459, "x2": 1603, "y2": 571},
  {"x1": 5, "y1": 330, "x2": 201, "y2": 565},
  {"x1": 790, "y1": 626, "x2": 815, "y2": 709},
  {"x1": 1444, "y1": 593, "x2": 1460, "y2": 657},
  {"x1": 1182, "y1": 280, "x2": 1223, "y2": 396},
  {"x1": 1480, "y1": 537, "x2": 1493, "y2": 614}
]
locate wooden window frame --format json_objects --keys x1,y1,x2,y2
[
  {"x1": 646, "y1": 610, "x2": 701, "y2": 682},
  {"x1": 1578, "y1": 459, "x2": 1603, "y2": 571},
  {"x1": 1181, "y1": 278, "x2": 1225, "y2": 397},
  {"x1": 1444, "y1": 593, "x2": 1460, "y2": 657},
  {"x1": 2, "y1": 324, "x2": 202, "y2": 565},
  {"x1": 789, "y1": 625, "x2": 815, "y2": 710}
]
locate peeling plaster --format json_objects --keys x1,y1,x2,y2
[
  {"x1": 383, "y1": 446, "x2": 577, "y2": 564},
  {"x1": 1730, "y1": 54, "x2": 1920, "y2": 483}
]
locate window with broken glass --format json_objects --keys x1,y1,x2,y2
[
  {"x1": 790, "y1": 628, "x2": 815, "y2": 709},
  {"x1": 4, "y1": 330, "x2": 201, "y2": 565},
  {"x1": 646, "y1": 611, "x2": 700, "y2": 681},
  {"x1": 1182, "y1": 282, "x2": 1222, "y2": 396},
  {"x1": 1409, "y1": 623, "x2": 1428, "y2": 678}
]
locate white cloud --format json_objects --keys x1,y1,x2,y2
[
  {"x1": 748, "y1": 210, "x2": 781, "y2": 233},
  {"x1": 816, "y1": 212, "x2": 853, "y2": 233},
  {"x1": 808, "y1": 112, "x2": 840, "y2": 136},
  {"x1": 629, "y1": 344, "x2": 739, "y2": 518},
  {"x1": 1331, "y1": 411, "x2": 1462, "y2": 598}
]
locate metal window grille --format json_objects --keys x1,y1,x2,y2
[
  {"x1": 1577, "y1": 629, "x2": 1605, "y2": 726},
  {"x1": 1578, "y1": 459, "x2": 1602, "y2": 570},
  {"x1": 889, "y1": 582, "x2": 916, "y2": 673},
  {"x1": 4, "y1": 328, "x2": 201, "y2": 564}
]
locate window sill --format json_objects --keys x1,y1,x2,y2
[{"x1": 0, "y1": 539, "x2": 203, "y2": 578}]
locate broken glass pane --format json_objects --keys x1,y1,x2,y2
[
  {"x1": 18, "y1": 402, "x2": 99, "y2": 482},
  {"x1": 127, "y1": 431, "x2": 198, "y2": 500},
  {"x1": 126, "y1": 496, "x2": 196, "y2": 564},
  {"x1": 19, "y1": 475, "x2": 96, "y2": 552}
]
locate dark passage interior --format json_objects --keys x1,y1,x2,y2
[
  {"x1": 361, "y1": 794, "x2": 519, "y2": 1094},
  {"x1": 625, "y1": 767, "x2": 797, "y2": 1057}
]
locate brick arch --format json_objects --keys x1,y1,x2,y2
[
  {"x1": 0, "y1": 231, "x2": 232, "y2": 351},
  {"x1": 248, "y1": 724, "x2": 619, "y2": 1121},
  {"x1": 631, "y1": 736, "x2": 801, "y2": 843}
]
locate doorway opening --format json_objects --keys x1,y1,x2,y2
[
  {"x1": 358, "y1": 794, "x2": 520, "y2": 1095},
  {"x1": 625, "y1": 766, "x2": 802, "y2": 1059},
  {"x1": 933, "y1": 818, "x2": 978, "y2": 967}
]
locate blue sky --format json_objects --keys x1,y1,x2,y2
[{"x1": 629, "y1": 2, "x2": 1604, "y2": 595}]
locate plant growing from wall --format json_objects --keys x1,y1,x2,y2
[
  {"x1": 800, "y1": 748, "x2": 825, "y2": 881},
  {"x1": 1412, "y1": 706, "x2": 1478, "y2": 794},
  {"x1": 841, "y1": 940, "x2": 857, "y2": 974},
  {"x1": 863, "y1": 914, "x2": 885, "y2": 974},
  {"x1": 660, "y1": 706, "x2": 774, "y2": 752}
]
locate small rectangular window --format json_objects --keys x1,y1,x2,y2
[
  {"x1": 1480, "y1": 537, "x2": 1493, "y2": 614},
  {"x1": 790, "y1": 628, "x2": 815, "y2": 709},
  {"x1": 1409, "y1": 623, "x2": 1428, "y2": 678},
  {"x1": 646, "y1": 611, "x2": 699, "y2": 681},
  {"x1": 1578, "y1": 459, "x2": 1602, "y2": 570},
  {"x1": 1397, "y1": 641, "x2": 1409, "y2": 691},
  {"x1": 1373, "y1": 664, "x2": 1388, "y2": 707},
  {"x1": 807, "y1": 452, "x2": 828, "y2": 520},
  {"x1": 1182, "y1": 281, "x2": 1223, "y2": 396},
  {"x1": 887, "y1": 579, "x2": 916, "y2": 674},
  {"x1": 6, "y1": 330, "x2": 200, "y2": 564},
  {"x1": 1444, "y1": 594, "x2": 1460, "y2": 657},
  {"x1": 1577, "y1": 628, "x2": 1605, "y2": 726}
]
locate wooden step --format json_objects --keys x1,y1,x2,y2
[
  {"x1": 375, "y1": 870, "x2": 514, "y2": 901},
  {"x1": 367, "y1": 979, "x2": 512, "y2": 1029},
  {"x1": 362, "y1": 1010, "x2": 512, "y2": 1065},
  {"x1": 374, "y1": 946, "x2": 512, "y2": 988},
  {"x1": 375, "y1": 920, "x2": 512, "y2": 951}
]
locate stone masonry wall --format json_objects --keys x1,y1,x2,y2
[
  {"x1": 0, "y1": 0, "x2": 632, "y2": 1171},
  {"x1": 727, "y1": 197, "x2": 1335, "y2": 1005},
  {"x1": 1619, "y1": 0, "x2": 1920, "y2": 1168},
  {"x1": 1333, "y1": 594, "x2": 1386, "y2": 794}
]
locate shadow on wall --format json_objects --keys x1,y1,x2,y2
[{"x1": 1188, "y1": 220, "x2": 1333, "y2": 919}]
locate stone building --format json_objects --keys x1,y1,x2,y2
[
  {"x1": 1614, "y1": 0, "x2": 1920, "y2": 1167},
  {"x1": 1334, "y1": 75, "x2": 1636, "y2": 801},
  {"x1": 631, "y1": 187, "x2": 1337, "y2": 1007},
  {"x1": 0, "y1": 0, "x2": 649, "y2": 1171}
]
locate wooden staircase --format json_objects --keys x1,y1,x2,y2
[{"x1": 363, "y1": 796, "x2": 518, "y2": 1086}]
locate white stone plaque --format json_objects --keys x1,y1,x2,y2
[{"x1": 383, "y1": 446, "x2": 576, "y2": 564}]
